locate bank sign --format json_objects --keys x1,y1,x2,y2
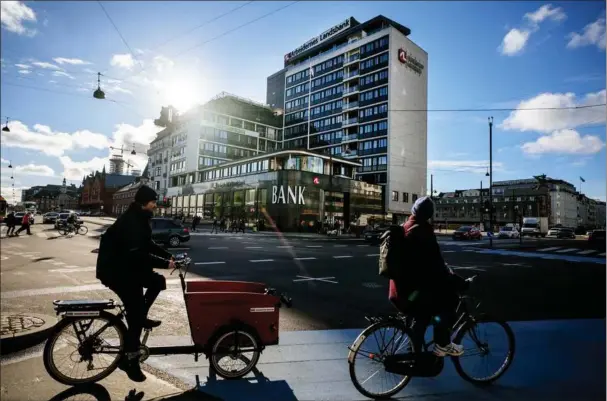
[
  {"x1": 284, "y1": 18, "x2": 353, "y2": 63},
  {"x1": 272, "y1": 185, "x2": 306, "y2": 205},
  {"x1": 397, "y1": 48, "x2": 424, "y2": 75}
]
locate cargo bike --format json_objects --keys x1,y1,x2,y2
[{"x1": 42, "y1": 253, "x2": 293, "y2": 385}]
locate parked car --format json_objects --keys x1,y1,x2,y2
[
  {"x1": 588, "y1": 230, "x2": 606, "y2": 249},
  {"x1": 556, "y1": 227, "x2": 576, "y2": 239},
  {"x1": 54, "y1": 212, "x2": 84, "y2": 229},
  {"x1": 14, "y1": 212, "x2": 35, "y2": 224},
  {"x1": 152, "y1": 218, "x2": 190, "y2": 247},
  {"x1": 363, "y1": 224, "x2": 391, "y2": 245},
  {"x1": 452, "y1": 226, "x2": 482, "y2": 241},
  {"x1": 546, "y1": 227, "x2": 561, "y2": 238},
  {"x1": 43, "y1": 212, "x2": 59, "y2": 224},
  {"x1": 498, "y1": 226, "x2": 520, "y2": 239}
]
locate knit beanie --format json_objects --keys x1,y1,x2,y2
[
  {"x1": 411, "y1": 196, "x2": 435, "y2": 221},
  {"x1": 134, "y1": 185, "x2": 157, "y2": 205}
]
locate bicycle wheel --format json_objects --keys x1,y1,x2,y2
[
  {"x1": 43, "y1": 311, "x2": 126, "y2": 386},
  {"x1": 348, "y1": 319, "x2": 416, "y2": 399},
  {"x1": 451, "y1": 315, "x2": 515, "y2": 384},
  {"x1": 77, "y1": 225, "x2": 88, "y2": 235},
  {"x1": 58, "y1": 227, "x2": 69, "y2": 236},
  {"x1": 210, "y1": 327, "x2": 260, "y2": 379}
]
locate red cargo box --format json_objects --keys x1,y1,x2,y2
[{"x1": 184, "y1": 280, "x2": 280, "y2": 348}]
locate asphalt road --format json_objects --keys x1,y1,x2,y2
[{"x1": 2, "y1": 224, "x2": 605, "y2": 339}]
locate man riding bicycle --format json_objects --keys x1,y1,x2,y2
[
  {"x1": 389, "y1": 196, "x2": 468, "y2": 357},
  {"x1": 66, "y1": 212, "x2": 78, "y2": 232},
  {"x1": 96, "y1": 185, "x2": 175, "y2": 382}
]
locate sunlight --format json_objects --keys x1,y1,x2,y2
[{"x1": 165, "y1": 80, "x2": 198, "y2": 112}]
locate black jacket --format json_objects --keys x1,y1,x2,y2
[{"x1": 96, "y1": 203, "x2": 172, "y2": 286}]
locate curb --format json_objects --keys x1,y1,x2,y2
[{"x1": 0, "y1": 312, "x2": 57, "y2": 355}]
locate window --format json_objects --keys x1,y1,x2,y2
[
  {"x1": 412, "y1": 194, "x2": 418, "y2": 202},
  {"x1": 402, "y1": 192, "x2": 409, "y2": 203},
  {"x1": 391, "y1": 191, "x2": 398, "y2": 201}
]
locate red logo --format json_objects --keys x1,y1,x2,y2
[
  {"x1": 313, "y1": 177, "x2": 320, "y2": 185},
  {"x1": 398, "y1": 48, "x2": 407, "y2": 63}
]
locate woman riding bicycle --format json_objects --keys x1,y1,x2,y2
[{"x1": 389, "y1": 196, "x2": 468, "y2": 357}]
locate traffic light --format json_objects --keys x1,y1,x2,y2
[{"x1": 483, "y1": 200, "x2": 491, "y2": 214}]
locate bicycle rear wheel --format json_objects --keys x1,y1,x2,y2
[
  {"x1": 58, "y1": 227, "x2": 69, "y2": 236},
  {"x1": 348, "y1": 319, "x2": 416, "y2": 399},
  {"x1": 451, "y1": 315, "x2": 515, "y2": 384},
  {"x1": 43, "y1": 311, "x2": 126, "y2": 386},
  {"x1": 77, "y1": 225, "x2": 88, "y2": 235}
]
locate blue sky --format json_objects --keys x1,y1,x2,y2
[{"x1": 1, "y1": 1, "x2": 605, "y2": 204}]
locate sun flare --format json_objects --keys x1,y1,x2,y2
[{"x1": 165, "y1": 80, "x2": 198, "y2": 112}]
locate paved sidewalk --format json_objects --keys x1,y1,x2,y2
[
  {"x1": 0, "y1": 312, "x2": 57, "y2": 354},
  {"x1": 143, "y1": 319, "x2": 605, "y2": 401}
]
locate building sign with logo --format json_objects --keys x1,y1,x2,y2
[
  {"x1": 272, "y1": 185, "x2": 306, "y2": 205},
  {"x1": 397, "y1": 48, "x2": 424, "y2": 75},
  {"x1": 284, "y1": 18, "x2": 354, "y2": 63}
]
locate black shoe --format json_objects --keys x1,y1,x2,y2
[
  {"x1": 119, "y1": 358, "x2": 147, "y2": 382},
  {"x1": 143, "y1": 318, "x2": 162, "y2": 329}
]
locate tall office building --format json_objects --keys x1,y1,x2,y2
[{"x1": 275, "y1": 15, "x2": 428, "y2": 220}]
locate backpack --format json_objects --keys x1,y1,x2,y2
[{"x1": 378, "y1": 224, "x2": 418, "y2": 279}]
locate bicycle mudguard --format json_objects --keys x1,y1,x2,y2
[{"x1": 384, "y1": 352, "x2": 444, "y2": 377}]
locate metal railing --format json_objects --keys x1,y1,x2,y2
[
  {"x1": 343, "y1": 85, "x2": 359, "y2": 95},
  {"x1": 342, "y1": 102, "x2": 359, "y2": 111}
]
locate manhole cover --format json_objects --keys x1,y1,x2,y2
[{"x1": 1, "y1": 315, "x2": 46, "y2": 336}]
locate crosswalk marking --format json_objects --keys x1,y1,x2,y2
[
  {"x1": 538, "y1": 247, "x2": 561, "y2": 252},
  {"x1": 294, "y1": 257, "x2": 316, "y2": 261},
  {"x1": 599, "y1": 253, "x2": 606, "y2": 257},
  {"x1": 577, "y1": 250, "x2": 597, "y2": 255},
  {"x1": 333, "y1": 255, "x2": 352, "y2": 259},
  {"x1": 555, "y1": 248, "x2": 578, "y2": 253}
]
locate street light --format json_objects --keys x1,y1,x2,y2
[
  {"x1": 488, "y1": 116, "x2": 494, "y2": 248},
  {"x1": 93, "y1": 72, "x2": 106, "y2": 100},
  {"x1": 8, "y1": 161, "x2": 12, "y2": 168},
  {"x1": 2, "y1": 117, "x2": 10, "y2": 132}
]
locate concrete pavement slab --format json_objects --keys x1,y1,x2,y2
[{"x1": 143, "y1": 319, "x2": 605, "y2": 401}]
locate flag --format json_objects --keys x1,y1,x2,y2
[{"x1": 580, "y1": 176, "x2": 586, "y2": 183}]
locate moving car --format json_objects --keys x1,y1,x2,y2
[
  {"x1": 363, "y1": 224, "x2": 391, "y2": 244},
  {"x1": 498, "y1": 226, "x2": 519, "y2": 239},
  {"x1": 152, "y1": 218, "x2": 191, "y2": 247},
  {"x1": 588, "y1": 230, "x2": 605, "y2": 249},
  {"x1": 452, "y1": 226, "x2": 482, "y2": 241},
  {"x1": 556, "y1": 227, "x2": 576, "y2": 239},
  {"x1": 546, "y1": 227, "x2": 561, "y2": 238},
  {"x1": 43, "y1": 212, "x2": 59, "y2": 224}
]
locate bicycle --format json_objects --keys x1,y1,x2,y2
[
  {"x1": 347, "y1": 274, "x2": 515, "y2": 399},
  {"x1": 43, "y1": 253, "x2": 293, "y2": 386},
  {"x1": 58, "y1": 223, "x2": 88, "y2": 236}
]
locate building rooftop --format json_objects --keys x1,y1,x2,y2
[
  {"x1": 201, "y1": 92, "x2": 283, "y2": 128},
  {"x1": 104, "y1": 174, "x2": 138, "y2": 189}
]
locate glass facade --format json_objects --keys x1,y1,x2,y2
[{"x1": 167, "y1": 170, "x2": 382, "y2": 231}]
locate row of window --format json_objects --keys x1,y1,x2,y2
[
  {"x1": 171, "y1": 147, "x2": 185, "y2": 159},
  {"x1": 359, "y1": 69, "x2": 388, "y2": 87},
  {"x1": 315, "y1": 130, "x2": 344, "y2": 144},
  {"x1": 285, "y1": 96, "x2": 309, "y2": 112},
  {"x1": 360, "y1": 120, "x2": 388, "y2": 135},
  {"x1": 312, "y1": 115, "x2": 343, "y2": 131},
  {"x1": 360, "y1": 86, "x2": 388, "y2": 103},
  {"x1": 198, "y1": 157, "x2": 224, "y2": 167},
  {"x1": 311, "y1": 85, "x2": 343, "y2": 104},
  {"x1": 286, "y1": 82, "x2": 310, "y2": 98},
  {"x1": 311, "y1": 70, "x2": 343, "y2": 90},
  {"x1": 203, "y1": 159, "x2": 271, "y2": 181},
  {"x1": 171, "y1": 134, "x2": 187, "y2": 147},
  {"x1": 170, "y1": 160, "x2": 186, "y2": 172},
  {"x1": 286, "y1": 69, "x2": 309, "y2": 85},
  {"x1": 360, "y1": 52, "x2": 389, "y2": 71},
  {"x1": 361, "y1": 138, "x2": 387, "y2": 150},
  {"x1": 359, "y1": 103, "x2": 388, "y2": 119},
  {"x1": 313, "y1": 54, "x2": 345, "y2": 76},
  {"x1": 360, "y1": 36, "x2": 389, "y2": 56},
  {"x1": 311, "y1": 99, "x2": 343, "y2": 117},
  {"x1": 201, "y1": 143, "x2": 227, "y2": 154},
  {"x1": 285, "y1": 109, "x2": 309, "y2": 124},
  {"x1": 284, "y1": 123, "x2": 308, "y2": 139},
  {"x1": 391, "y1": 191, "x2": 418, "y2": 203},
  {"x1": 362, "y1": 156, "x2": 387, "y2": 167}
]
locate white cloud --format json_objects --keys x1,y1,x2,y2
[
  {"x1": 500, "y1": 29, "x2": 531, "y2": 56},
  {"x1": 110, "y1": 53, "x2": 135, "y2": 70},
  {"x1": 18, "y1": 69, "x2": 31, "y2": 74},
  {"x1": 566, "y1": 17, "x2": 606, "y2": 51},
  {"x1": 524, "y1": 4, "x2": 566, "y2": 24},
  {"x1": 108, "y1": 119, "x2": 160, "y2": 171},
  {"x1": 521, "y1": 129, "x2": 605, "y2": 155},
  {"x1": 1, "y1": 186, "x2": 25, "y2": 204},
  {"x1": 14, "y1": 163, "x2": 55, "y2": 177},
  {"x1": 0, "y1": 120, "x2": 110, "y2": 157},
  {"x1": 0, "y1": 1, "x2": 37, "y2": 36},
  {"x1": 500, "y1": 4, "x2": 566, "y2": 56},
  {"x1": 15, "y1": 63, "x2": 30, "y2": 69},
  {"x1": 428, "y1": 160, "x2": 505, "y2": 174},
  {"x1": 53, "y1": 57, "x2": 92, "y2": 65},
  {"x1": 31, "y1": 61, "x2": 62, "y2": 70},
  {"x1": 1, "y1": 158, "x2": 9, "y2": 164},
  {"x1": 83, "y1": 68, "x2": 97, "y2": 74},
  {"x1": 500, "y1": 89, "x2": 606, "y2": 133},
  {"x1": 59, "y1": 156, "x2": 108, "y2": 181},
  {"x1": 52, "y1": 70, "x2": 75, "y2": 79},
  {"x1": 153, "y1": 55, "x2": 174, "y2": 73}
]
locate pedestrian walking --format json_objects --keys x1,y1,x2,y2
[
  {"x1": 4, "y1": 212, "x2": 16, "y2": 237},
  {"x1": 15, "y1": 212, "x2": 32, "y2": 236},
  {"x1": 211, "y1": 217, "x2": 218, "y2": 234}
]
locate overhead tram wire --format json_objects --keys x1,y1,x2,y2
[
  {"x1": 97, "y1": 1, "x2": 144, "y2": 71},
  {"x1": 388, "y1": 104, "x2": 606, "y2": 112}
]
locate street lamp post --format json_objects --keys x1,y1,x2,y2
[{"x1": 488, "y1": 116, "x2": 494, "y2": 248}]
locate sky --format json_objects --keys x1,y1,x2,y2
[{"x1": 0, "y1": 1, "x2": 605, "y2": 205}]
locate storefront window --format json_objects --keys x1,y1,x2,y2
[
  {"x1": 196, "y1": 194, "x2": 204, "y2": 208},
  {"x1": 204, "y1": 193, "x2": 214, "y2": 219},
  {"x1": 223, "y1": 192, "x2": 232, "y2": 218},
  {"x1": 213, "y1": 193, "x2": 223, "y2": 218},
  {"x1": 284, "y1": 156, "x2": 323, "y2": 174},
  {"x1": 233, "y1": 190, "x2": 245, "y2": 219},
  {"x1": 177, "y1": 197, "x2": 182, "y2": 207}
]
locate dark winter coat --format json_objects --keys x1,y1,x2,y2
[{"x1": 96, "y1": 203, "x2": 172, "y2": 286}]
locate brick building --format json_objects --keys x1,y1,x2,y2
[{"x1": 80, "y1": 167, "x2": 137, "y2": 214}]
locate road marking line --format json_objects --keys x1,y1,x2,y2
[
  {"x1": 51, "y1": 261, "x2": 65, "y2": 266},
  {"x1": 463, "y1": 249, "x2": 477, "y2": 252},
  {"x1": 293, "y1": 275, "x2": 338, "y2": 284},
  {"x1": 366, "y1": 254, "x2": 379, "y2": 257},
  {"x1": 194, "y1": 261, "x2": 225, "y2": 265},
  {"x1": 294, "y1": 257, "x2": 316, "y2": 261},
  {"x1": 306, "y1": 245, "x2": 322, "y2": 248},
  {"x1": 443, "y1": 251, "x2": 456, "y2": 253},
  {"x1": 538, "y1": 247, "x2": 561, "y2": 252},
  {"x1": 556, "y1": 248, "x2": 579, "y2": 253},
  {"x1": 245, "y1": 246, "x2": 263, "y2": 249},
  {"x1": 356, "y1": 244, "x2": 368, "y2": 247},
  {"x1": 49, "y1": 267, "x2": 95, "y2": 273},
  {"x1": 577, "y1": 250, "x2": 596, "y2": 255},
  {"x1": 277, "y1": 245, "x2": 293, "y2": 248},
  {"x1": 333, "y1": 244, "x2": 347, "y2": 247},
  {"x1": 598, "y1": 253, "x2": 606, "y2": 257},
  {"x1": 208, "y1": 247, "x2": 228, "y2": 249},
  {"x1": 250, "y1": 259, "x2": 274, "y2": 263},
  {"x1": 333, "y1": 255, "x2": 353, "y2": 259}
]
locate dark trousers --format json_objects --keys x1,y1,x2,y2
[
  {"x1": 6, "y1": 225, "x2": 15, "y2": 236},
  {"x1": 108, "y1": 272, "x2": 166, "y2": 354},
  {"x1": 16, "y1": 223, "x2": 31, "y2": 235}
]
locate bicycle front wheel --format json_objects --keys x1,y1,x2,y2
[
  {"x1": 58, "y1": 227, "x2": 69, "y2": 236},
  {"x1": 451, "y1": 315, "x2": 515, "y2": 384},
  {"x1": 348, "y1": 319, "x2": 416, "y2": 399},
  {"x1": 77, "y1": 225, "x2": 88, "y2": 235},
  {"x1": 43, "y1": 311, "x2": 126, "y2": 386}
]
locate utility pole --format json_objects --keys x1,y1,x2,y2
[
  {"x1": 430, "y1": 174, "x2": 434, "y2": 225},
  {"x1": 489, "y1": 116, "x2": 494, "y2": 248},
  {"x1": 480, "y1": 180, "x2": 483, "y2": 229}
]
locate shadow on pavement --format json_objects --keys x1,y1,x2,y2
[{"x1": 47, "y1": 383, "x2": 111, "y2": 401}]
